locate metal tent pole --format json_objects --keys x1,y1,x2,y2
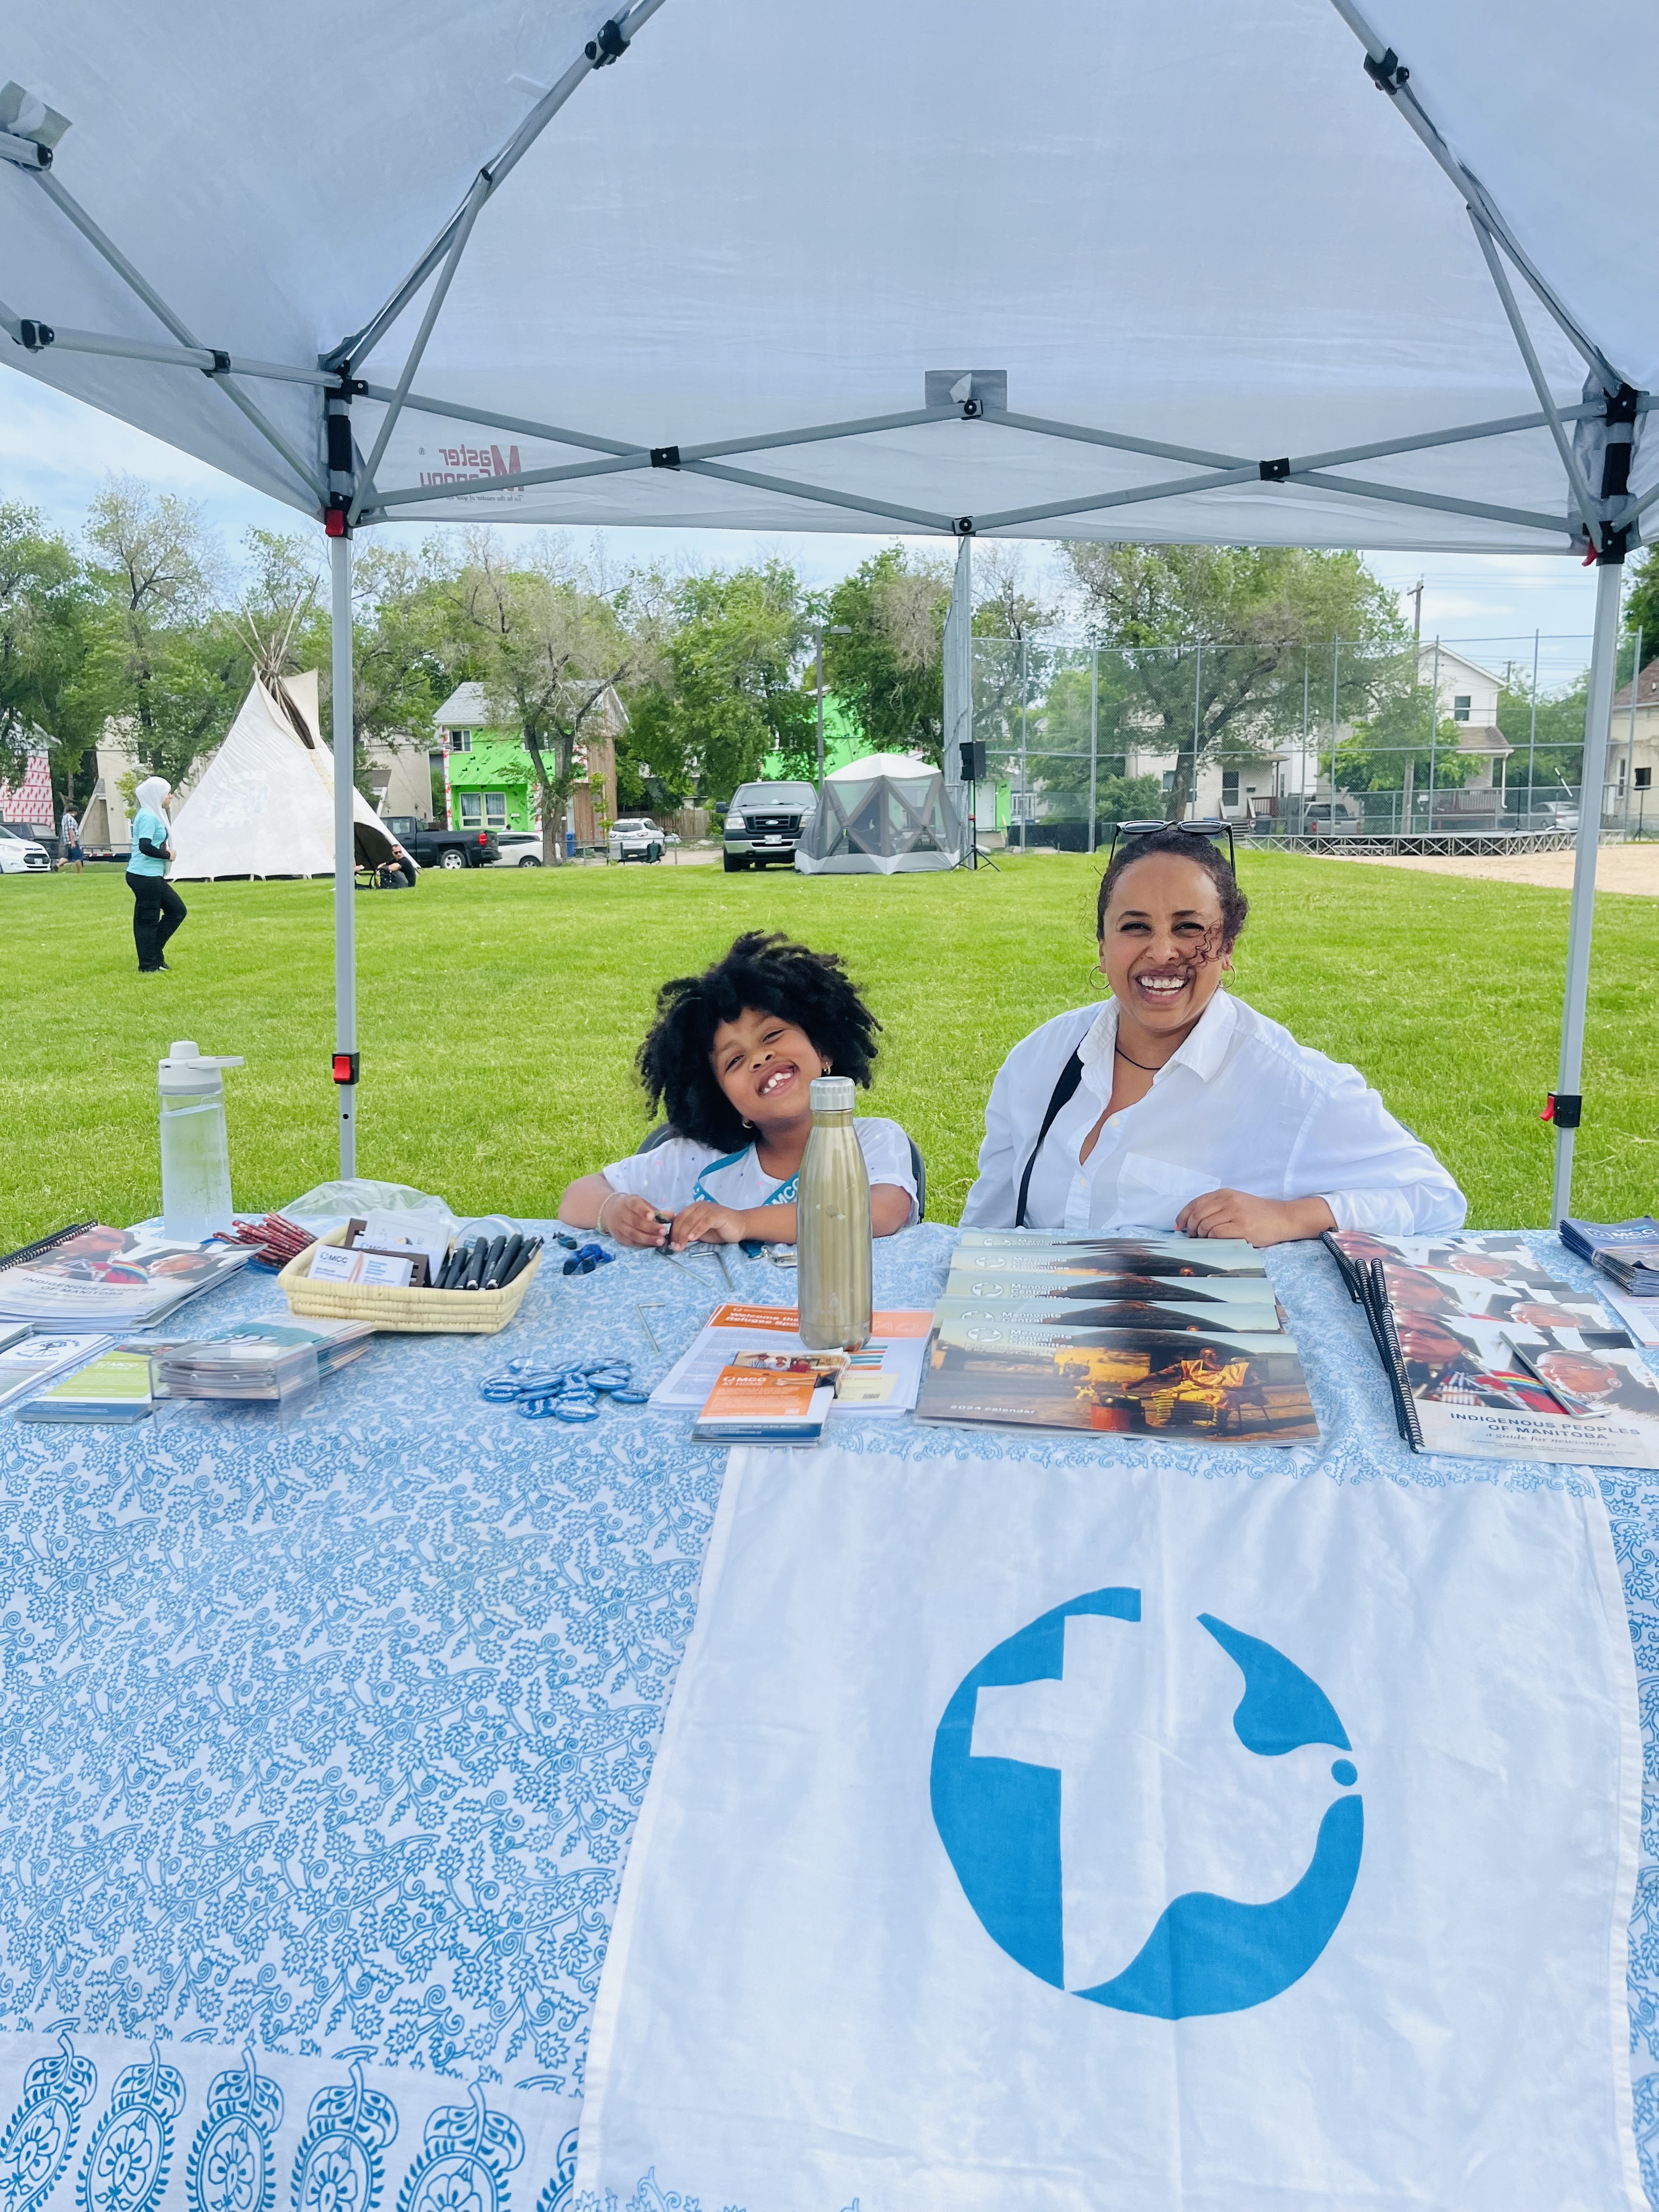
[
  {"x1": 1427, "y1": 639, "x2": 1441, "y2": 831},
  {"x1": 943, "y1": 535, "x2": 972, "y2": 861},
  {"x1": 1087, "y1": 648, "x2": 1098, "y2": 855},
  {"x1": 331, "y1": 533, "x2": 358, "y2": 1178},
  {"x1": 1550, "y1": 556, "x2": 1624, "y2": 1227},
  {"x1": 1528, "y1": 628, "x2": 1539, "y2": 812},
  {"x1": 1625, "y1": 623, "x2": 1643, "y2": 837}
]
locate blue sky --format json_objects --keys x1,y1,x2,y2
[{"x1": 3, "y1": 365, "x2": 1612, "y2": 696}]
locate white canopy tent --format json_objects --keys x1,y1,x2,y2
[
  {"x1": 795, "y1": 755, "x2": 962, "y2": 876},
  {"x1": 4, "y1": 0, "x2": 1655, "y2": 1212}
]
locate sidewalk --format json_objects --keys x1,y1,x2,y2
[{"x1": 1331, "y1": 844, "x2": 1659, "y2": 896}]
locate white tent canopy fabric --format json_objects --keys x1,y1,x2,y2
[
  {"x1": 4, "y1": 1, "x2": 1658, "y2": 552},
  {"x1": 168, "y1": 673, "x2": 390, "y2": 881},
  {"x1": 3, "y1": 0, "x2": 1647, "y2": 1206}
]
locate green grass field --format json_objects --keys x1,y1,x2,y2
[{"x1": 2, "y1": 851, "x2": 1655, "y2": 1248}]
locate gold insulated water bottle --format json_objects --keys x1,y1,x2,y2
[{"x1": 797, "y1": 1075, "x2": 873, "y2": 1351}]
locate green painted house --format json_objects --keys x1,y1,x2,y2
[
  {"x1": 761, "y1": 692, "x2": 870, "y2": 779},
  {"x1": 435, "y1": 681, "x2": 622, "y2": 846},
  {"x1": 447, "y1": 735, "x2": 536, "y2": 833}
]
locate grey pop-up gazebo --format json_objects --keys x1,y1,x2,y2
[{"x1": 5, "y1": 0, "x2": 1655, "y2": 1218}]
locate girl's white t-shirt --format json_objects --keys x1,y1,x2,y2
[{"x1": 602, "y1": 1116, "x2": 918, "y2": 1222}]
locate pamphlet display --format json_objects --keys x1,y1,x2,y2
[
  {"x1": 691, "y1": 1367, "x2": 838, "y2": 1445},
  {"x1": 915, "y1": 1232, "x2": 1319, "y2": 1444},
  {"x1": 148, "y1": 1317, "x2": 375, "y2": 1404},
  {"x1": 1325, "y1": 1229, "x2": 1659, "y2": 1468}
]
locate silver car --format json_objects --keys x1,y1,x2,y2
[{"x1": 609, "y1": 817, "x2": 665, "y2": 864}]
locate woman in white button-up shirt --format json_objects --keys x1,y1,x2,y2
[{"x1": 961, "y1": 826, "x2": 1466, "y2": 1245}]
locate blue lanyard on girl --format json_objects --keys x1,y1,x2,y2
[{"x1": 690, "y1": 1143, "x2": 799, "y2": 1209}]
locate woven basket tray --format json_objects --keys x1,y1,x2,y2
[{"x1": 277, "y1": 1226, "x2": 541, "y2": 1334}]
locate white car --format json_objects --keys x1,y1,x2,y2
[
  {"x1": 0, "y1": 825, "x2": 52, "y2": 874},
  {"x1": 492, "y1": 832, "x2": 545, "y2": 867},
  {"x1": 609, "y1": 817, "x2": 665, "y2": 864}
]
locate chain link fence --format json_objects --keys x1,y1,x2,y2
[{"x1": 969, "y1": 632, "x2": 1653, "y2": 849}]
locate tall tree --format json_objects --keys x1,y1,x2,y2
[
  {"x1": 625, "y1": 562, "x2": 812, "y2": 800},
  {"x1": 448, "y1": 534, "x2": 663, "y2": 864},
  {"x1": 821, "y1": 548, "x2": 952, "y2": 761},
  {"x1": 1060, "y1": 543, "x2": 1407, "y2": 817},
  {"x1": 0, "y1": 503, "x2": 95, "y2": 792},
  {"x1": 1621, "y1": 544, "x2": 1659, "y2": 679},
  {"x1": 81, "y1": 478, "x2": 245, "y2": 788}
]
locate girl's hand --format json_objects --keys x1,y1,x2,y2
[
  {"x1": 668, "y1": 1201, "x2": 748, "y2": 1250},
  {"x1": 596, "y1": 1192, "x2": 670, "y2": 1248}
]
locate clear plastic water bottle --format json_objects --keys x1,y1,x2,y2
[
  {"x1": 159, "y1": 1040, "x2": 243, "y2": 1243},
  {"x1": 797, "y1": 1075, "x2": 872, "y2": 1351}
]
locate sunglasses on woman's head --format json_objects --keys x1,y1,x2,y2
[{"x1": 1105, "y1": 819, "x2": 1236, "y2": 873}]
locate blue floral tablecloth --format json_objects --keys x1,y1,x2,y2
[{"x1": 1, "y1": 1223, "x2": 1656, "y2": 2212}]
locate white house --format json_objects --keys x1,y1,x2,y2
[{"x1": 1417, "y1": 642, "x2": 1511, "y2": 788}]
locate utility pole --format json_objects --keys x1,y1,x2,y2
[{"x1": 1408, "y1": 579, "x2": 1424, "y2": 645}]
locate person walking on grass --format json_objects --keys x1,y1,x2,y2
[
  {"x1": 126, "y1": 776, "x2": 188, "y2": 974},
  {"x1": 57, "y1": 805, "x2": 84, "y2": 873}
]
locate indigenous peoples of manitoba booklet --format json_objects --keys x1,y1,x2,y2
[
  {"x1": 0, "y1": 1224, "x2": 251, "y2": 1326},
  {"x1": 1326, "y1": 1229, "x2": 1659, "y2": 1469},
  {"x1": 918, "y1": 1233, "x2": 1319, "y2": 1446}
]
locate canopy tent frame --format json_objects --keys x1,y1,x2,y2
[{"x1": 0, "y1": 1, "x2": 1645, "y2": 1218}]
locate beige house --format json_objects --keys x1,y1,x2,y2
[{"x1": 1609, "y1": 659, "x2": 1659, "y2": 818}]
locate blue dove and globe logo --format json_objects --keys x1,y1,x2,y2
[{"x1": 930, "y1": 1587, "x2": 1363, "y2": 2018}]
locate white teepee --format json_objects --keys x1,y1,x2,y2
[{"x1": 168, "y1": 673, "x2": 390, "y2": 881}]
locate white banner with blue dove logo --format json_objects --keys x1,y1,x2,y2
[{"x1": 578, "y1": 1446, "x2": 1643, "y2": 2211}]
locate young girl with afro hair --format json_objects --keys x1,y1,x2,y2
[{"x1": 559, "y1": 932, "x2": 918, "y2": 1252}]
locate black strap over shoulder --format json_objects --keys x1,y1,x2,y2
[{"x1": 1014, "y1": 1048, "x2": 1085, "y2": 1228}]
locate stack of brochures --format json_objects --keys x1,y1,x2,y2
[
  {"x1": 0, "y1": 1224, "x2": 251, "y2": 1328},
  {"x1": 1325, "y1": 1228, "x2": 1659, "y2": 1467},
  {"x1": 1560, "y1": 1216, "x2": 1659, "y2": 1297},
  {"x1": 650, "y1": 1304, "x2": 932, "y2": 1434},
  {"x1": 149, "y1": 1317, "x2": 375, "y2": 1403},
  {"x1": 915, "y1": 1232, "x2": 1320, "y2": 1445}
]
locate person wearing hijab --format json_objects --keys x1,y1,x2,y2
[{"x1": 127, "y1": 775, "x2": 187, "y2": 974}]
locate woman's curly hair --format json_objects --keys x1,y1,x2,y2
[{"x1": 637, "y1": 931, "x2": 881, "y2": 1152}]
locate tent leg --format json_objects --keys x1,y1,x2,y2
[
  {"x1": 943, "y1": 535, "x2": 972, "y2": 862},
  {"x1": 331, "y1": 532, "x2": 358, "y2": 1180},
  {"x1": 1549, "y1": 554, "x2": 1622, "y2": 1228}
]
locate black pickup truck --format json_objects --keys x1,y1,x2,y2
[{"x1": 382, "y1": 816, "x2": 500, "y2": 870}]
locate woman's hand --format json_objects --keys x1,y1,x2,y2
[
  {"x1": 667, "y1": 1201, "x2": 748, "y2": 1250},
  {"x1": 1176, "y1": 1190, "x2": 1336, "y2": 1248}
]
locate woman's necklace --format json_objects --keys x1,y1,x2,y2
[{"x1": 1114, "y1": 1042, "x2": 1164, "y2": 1073}]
